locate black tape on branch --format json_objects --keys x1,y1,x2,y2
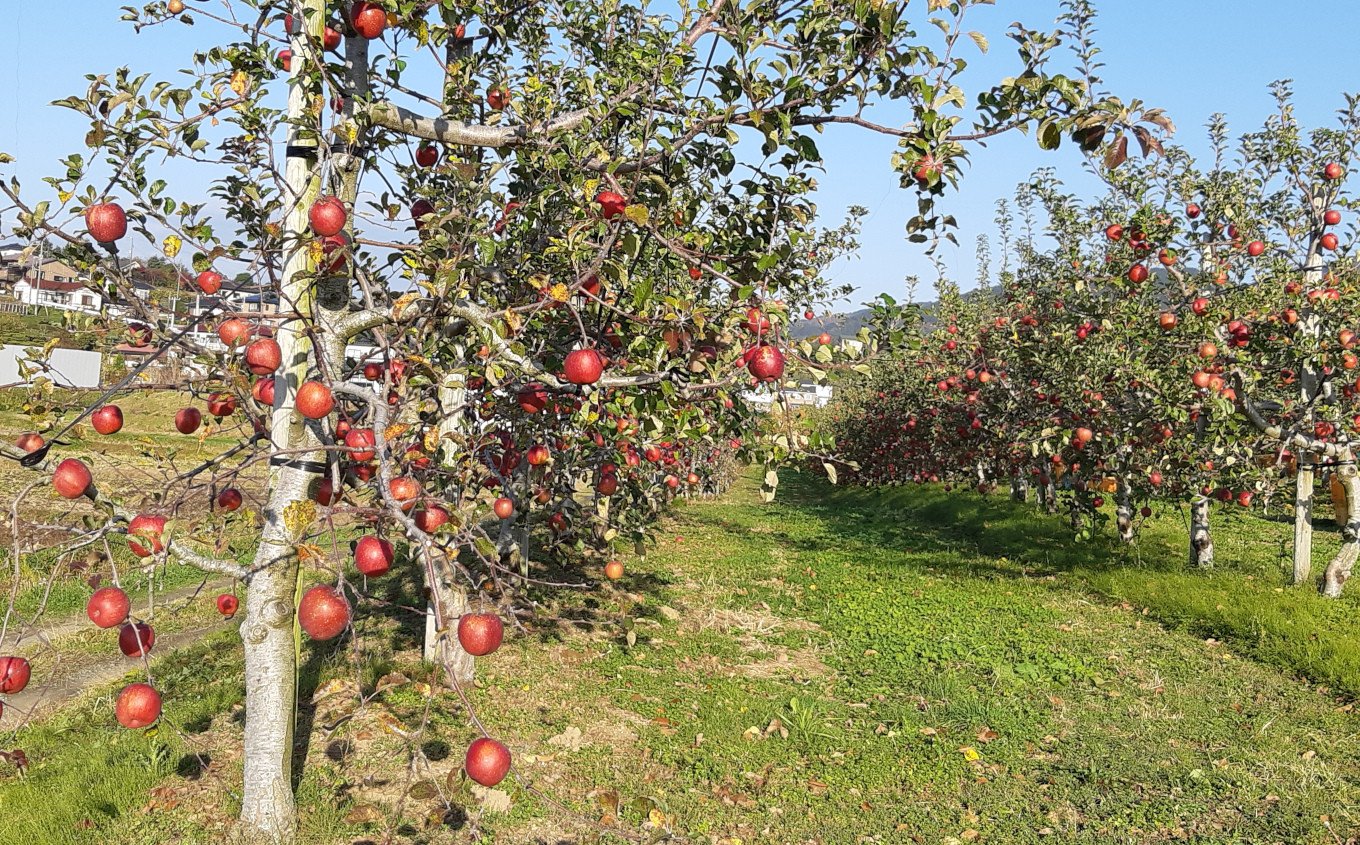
[
  {"x1": 285, "y1": 142, "x2": 319, "y2": 160},
  {"x1": 1303, "y1": 460, "x2": 1358, "y2": 469},
  {"x1": 268, "y1": 456, "x2": 329, "y2": 475}
]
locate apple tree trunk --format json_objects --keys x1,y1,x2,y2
[
  {"x1": 1189, "y1": 496, "x2": 1214, "y2": 569},
  {"x1": 1115, "y1": 476, "x2": 1134, "y2": 544},
  {"x1": 1322, "y1": 457, "x2": 1360, "y2": 597},
  {"x1": 1293, "y1": 459, "x2": 1315, "y2": 585}
]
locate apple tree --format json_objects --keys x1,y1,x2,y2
[{"x1": 1, "y1": 0, "x2": 1160, "y2": 841}]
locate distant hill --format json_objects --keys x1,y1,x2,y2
[{"x1": 792, "y1": 286, "x2": 1003, "y2": 341}]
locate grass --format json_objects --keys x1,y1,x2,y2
[
  {"x1": 0, "y1": 312, "x2": 95, "y2": 351},
  {"x1": 2, "y1": 470, "x2": 1359, "y2": 844},
  {"x1": 859, "y1": 481, "x2": 1360, "y2": 697},
  {"x1": 1, "y1": 387, "x2": 265, "y2": 623}
]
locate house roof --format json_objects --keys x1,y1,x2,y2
[{"x1": 20, "y1": 277, "x2": 92, "y2": 293}]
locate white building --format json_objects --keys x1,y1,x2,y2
[
  {"x1": 12, "y1": 277, "x2": 103, "y2": 314},
  {"x1": 742, "y1": 381, "x2": 833, "y2": 410}
]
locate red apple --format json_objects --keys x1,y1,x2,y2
[
  {"x1": 746, "y1": 344, "x2": 785, "y2": 381},
  {"x1": 85, "y1": 202, "x2": 128, "y2": 243},
  {"x1": 563, "y1": 348, "x2": 604, "y2": 385},
  {"x1": 217, "y1": 488, "x2": 243, "y2": 511},
  {"x1": 175, "y1": 407, "x2": 203, "y2": 434},
  {"x1": 52, "y1": 458, "x2": 92, "y2": 499},
  {"x1": 493, "y1": 497, "x2": 514, "y2": 520},
  {"x1": 526, "y1": 444, "x2": 550, "y2": 466},
  {"x1": 313, "y1": 476, "x2": 341, "y2": 506},
  {"x1": 1104, "y1": 223, "x2": 1123, "y2": 241},
  {"x1": 411, "y1": 198, "x2": 436, "y2": 231},
  {"x1": 1246, "y1": 240, "x2": 1266, "y2": 257},
  {"x1": 604, "y1": 560, "x2": 624, "y2": 580},
  {"x1": 16, "y1": 432, "x2": 44, "y2": 453},
  {"x1": 464, "y1": 737, "x2": 511, "y2": 787},
  {"x1": 354, "y1": 536, "x2": 394, "y2": 577},
  {"x1": 345, "y1": 428, "x2": 376, "y2": 461},
  {"x1": 295, "y1": 381, "x2": 334, "y2": 419},
  {"x1": 92, "y1": 405, "x2": 124, "y2": 435},
  {"x1": 457, "y1": 613, "x2": 504, "y2": 656},
  {"x1": 115, "y1": 682, "x2": 161, "y2": 728},
  {"x1": 216, "y1": 593, "x2": 240, "y2": 617},
  {"x1": 323, "y1": 26, "x2": 342, "y2": 51},
  {"x1": 86, "y1": 587, "x2": 130, "y2": 629},
  {"x1": 318, "y1": 233, "x2": 350, "y2": 273},
  {"x1": 1127, "y1": 264, "x2": 1148, "y2": 284},
  {"x1": 244, "y1": 338, "x2": 282, "y2": 375},
  {"x1": 486, "y1": 87, "x2": 509, "y2": 110},
  {"x1": 595, "y1": 190, "x2": 627, "y2": 220},
  {"x1": 412, "y1": 504, "x2": 449, "y2": 533},
  {"x1": 1322, "y1": 233, "x2": 1340, "y2": 251},
  {"x1": 196, "y1": 269, "x2": 223, "y2": 295},
  {"x1": 276, "y1": 48, "x2": 292, "y2": 72},
  {"x1": 127, "y1": 514, "x2": 167, "y2": 557},
  {"x1": 388, "y1": 476, "x2": 420, "y2": 509},
  {"x1": 299, "y1": 585, "x2": 350, "y2": 640},
  {"x1": 415, "y1": 145, "x2": 438, "y2": 167},
  {"x1": 0, "y1": 656, "x2": 31, "y2": 694},
  {"x1": 252, "y1": 377, "x2": 277, "y2": 406},
  {"x1": 1325, "y1": 209, "x2": 1342, "y2": 226},
  {"x1": 118, "y1": 621, "x2": 156, "y2": 658},
  {"x1": 517, "y1": 383, "x2": 548, "y2": 413},
  {"x1": 207, "y1": 392, "x2": 237, "y2": 417},
  {"x1": 218, "y1": 318, "x2": 252, "y2": 347},
  {"x1": 349, "y1": 1, "x2": 386, "y2": 39},
  {"x1": 309, "y1": 196, "x2": 348, "y2": 237},
  {"x1": 1325, "y1": 162, "x2": 1344, "y2": 181}
]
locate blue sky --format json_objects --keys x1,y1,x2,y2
[{"x1": 3, "y1": 1, "x2": 1358, "y2": 308}]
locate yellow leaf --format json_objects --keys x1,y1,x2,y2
[
  {"x1": 162, "y1": 235, "x2": 182, "y2": 258},
  {"x1": 623, "y1": 204, "x2": 650, "y2": 225},
  {"x1": 392, "y1": 291, "x2": 420, "y2": 319},
  {"x1": 384, "y1": 423, "x2": 409, "y2": 441},
  {"x1": 281, "y1": 499, "x2": 316, "y2": 539},
  {"x1": 959, "y1": 746, "x2": 981, "y2": 761},
  {"x1": 548, "y1": 282, "x2": 569, "y2": 303},
  {"x1": 58, "y1": 190, "x2": 73, "y2": 203},
  {"x1": 230, "y1": 70, "x2": 250, "y2": 97}
]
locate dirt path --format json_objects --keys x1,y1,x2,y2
[
  {"x1": 6, "y1": 577, "x2": 224, "y2": 649},
  {"x1": 0, "y1": 579, "x2": 234, "y2": 729}
]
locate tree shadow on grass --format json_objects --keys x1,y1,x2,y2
[{"x1": 768, "y1": 471, "x2": 1309, "y2": 583}]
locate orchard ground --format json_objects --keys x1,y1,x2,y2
[{"x1": 1, "y1": 401, "x2": 1358, "y2": 843}]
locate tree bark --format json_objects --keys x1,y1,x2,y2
[
  {"x1": 1039, "y1": 471, "x2": 1057, "y2": 514},
  {"x1": 1189, "y1": 496, "x2": 1214, "y2": 568},
  {"x1": 423, "y1": 555, "x2": 474, "y2": 683},
  {"x1": 420, "y1": 375, "x2": 474, "y2": 685},
  {"x1": 1115, "y1": 475, "x2": 1134, "y2": 543},
  {"x1": 237, "y1": 4, "x2": 340, "y2": 840},
  {"x1": 1293, "y1": 219, "x2": 1325, "y2": 582},
  {"x1": 1009, "y1": 475, "x2": 1028, "y2": 503},
  {"x1": 1321, "y1": 459, "x2": 1360, "y2": 597},
  {"x1": 1293, "y1": 457, "x2": 1315, "y2": 585}
]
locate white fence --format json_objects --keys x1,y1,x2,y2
[{"x1": 1, "y1": 344, "x2": 103, "y2": 388}]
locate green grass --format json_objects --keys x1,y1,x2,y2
[
  {"x1": 2, "y1": 469, "x2": 1359, "y2": 844},
  {"x1": 850, "y1": 480, "x2": 1360, "y2": 697},
  {"x1": 0, "y1": 312, "x2": 94, "y2": 351},
  {"x1": 0, "y1": 632, "x2": 245, "y2": 845}
]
